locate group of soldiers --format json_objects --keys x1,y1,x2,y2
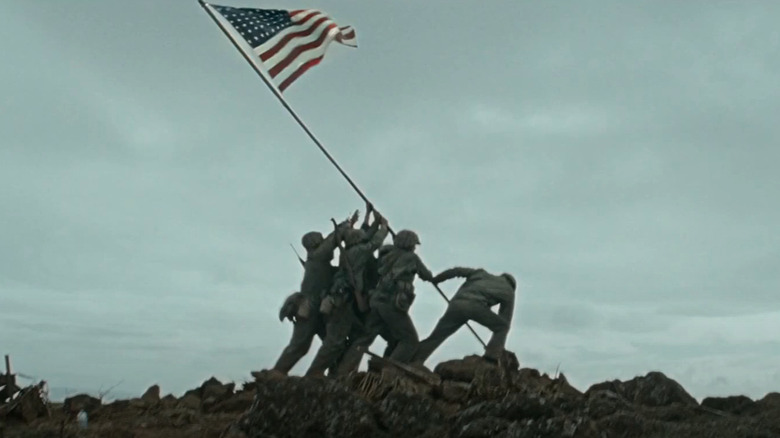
[{"x1": 254, "y1": 202, "x2": 517, "y2": 378}]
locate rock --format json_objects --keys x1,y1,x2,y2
[
  {"x1": 238, "y1": 376, "x2": 379, "y2": 438},
  {"x1": 178, "y1": 393, "x2": 201, "y2": 410},
  {"x1": 439, "y1": 380, "x2": 471, "y2": 403},
  {"x1": 435, "y1": 355, "x2": 497, "y2": 383},
  {"x1": 456, "y1": 393, "x2": 555, "y2": 428},
  {"x1": 377, "y1": 392, "x2": 445, "y2": 436},
  {"x1": 702, "y1": 395, "x2": 755, "y2": 415},
  {"x1": 756, "y1": 392, "x2": 780, "y2": 413},
  {"x1": 160, "y1": 394, "x2": 177, "y2": 409},
  {"x1": 208, "y1": 390, "x2": 255, "y2": 414},
  {"x1": 128, "y1": 397, "x2": 148, "y2": 409},
  {"x1": 456, "y1": 416, "x2": 511, "y2": 438},
  {"x1": 141, "y1": 384, "x2": 161, "y2": 404},
  {"x1": 586, "y1": 389, "x2": 632, "y2": 419},
  {"x1": 586, "y1": 371, "x2": 698, "y2": 407},
  {"x1": 63, "y1": 393, "x2": 101, "y2": 415},
  {"x1": 202, "y1": 382, "x2": 235, "y2": 402}
]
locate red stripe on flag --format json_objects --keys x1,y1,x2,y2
[
  {"x1": 278, "y1": 56, "x2": 323, "y2": 92},
  {"x1": 260, "y1": 15, "x2": 329, "y2": 62},
  {"x1": 268, "y1": 23, "x2": 337, "y2": 78}
]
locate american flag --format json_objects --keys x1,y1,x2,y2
[{"x1": 209, "y1": 4, "x2": 357, "y2": 92}]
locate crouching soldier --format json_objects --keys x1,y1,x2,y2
[
  {"x1": 335, "y1": 229, "x2": 434, "y2": 374},
  {"x1": 305, "y1": 209, "x2": 389, "y2": 377},
  {"x1": 255, "y1": 212, "x2": 358, "y2": 378},
  {"x1": 413, "y1": 267, "x2": 516, "y2": 366}
]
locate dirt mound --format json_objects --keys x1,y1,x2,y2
[{"x1": 3, "y1": 354, "x2": 780, "y2": 438}]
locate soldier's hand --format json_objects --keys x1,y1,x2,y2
[
  {"x1": 366, "y1": 201, "x2": 374, "y2": 214},
  {"x1": 349, "y1": 209, "x2": 359, "y2": 225}
]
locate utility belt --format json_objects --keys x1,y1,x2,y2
[
  {"x1": 376, "y1": 279, "x2": 415, "y2": 312},
  {"x1": 319, "y1": 283, "x2": 354, "y2": 315}
]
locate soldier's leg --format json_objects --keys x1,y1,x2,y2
[
  {"x1": 413, "y1": 300, "x2": 470, "y2": 364},
  {"x1": 305, "y1": 304, "x2": 356, "y2": 377},
  {"x1": 380, "y1": 330, "x2": 398, "y2": 357},
  {"x1": 272, "y1": 312, "x2": 321, "y2": 374},
  {"x1": 333, "y1": 308, "x2": 384, "y2": 375},
  {"x1": 374, "y1": 301, "x2": 419, "y2": 364},
  {"x1": 463, "y1": 303, "x2": 510, "y2": 360}
]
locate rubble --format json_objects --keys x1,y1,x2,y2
[
  {"x1": 2, "y1": 352, "x2": 780, "y2": 438},
  {"x1": 0, "y1": 355, "x2": 49, "y2": 425}
]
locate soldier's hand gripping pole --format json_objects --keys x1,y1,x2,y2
[
  {"x1": 427, "y1": 281, "x2": 487, "y2": 349},
  {"x1": 364, "y1": 211, "x2": 488, "y2": 349}
]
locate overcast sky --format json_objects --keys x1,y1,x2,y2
[{"x1": 2, "y1": 1, "x2": 779, "y2": 402}]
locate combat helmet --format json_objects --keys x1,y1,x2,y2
[
  {"x1": 393, "y1": 230, "x2": 420, "y2": 250},
  {"x1": 301, "y1": 231, "x2": 324, "y2": 250}
]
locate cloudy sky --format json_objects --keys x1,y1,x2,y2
[{"x1": 2, "y1": 1, "x2": 779, "y2": 401}]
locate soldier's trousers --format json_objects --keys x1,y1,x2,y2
[
  {"x1": 305, "y1": 301, "x2": 360, "y2": 376},
  {"x1": 336, "y1": 297, "x2": 419, "y2": 375},
  {"x1": 414, "y1": 298, "x2": 510, "y2": 364},
  {"x1": 272, "y1": 309, "x2": 325, "y2": 374}
]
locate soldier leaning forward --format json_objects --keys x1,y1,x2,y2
[
  {"x1": 413, "y1": 267, "x2": 516, "y2": 366},
  {"x1": 335, "y1": 229, "x2": 433, "y2": 374},
  {"x1": 267, "y1": 215, "x2": 356, "y2": 376},
  {"x1": 305, "y1": 211, "x2": 389, "y2": 377}
]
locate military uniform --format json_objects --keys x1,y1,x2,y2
[
  {"x1": 413, "y1": 268, "x2": 516, "y2": 365},
  {"x1": 335, "y1": 231, "x2": 433, "y2": 374},
  {"x1": 305, "y1": 219, "x2": 389, "y2": 377},
  {"x1": 271, "y1": 222, "x2": 349, "y2": 374}
]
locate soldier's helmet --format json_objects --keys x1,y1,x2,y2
[
  {"x1": 343, "y1": 228, "x2": 366, "y2": 247},
  {"x1": 393, "y1": 230, "x2": 420, "y2": 250},
  {"x1": 301, "y1": 231, "x2": 324, "y2": 250},
  {"x1": 501, "y1": 273, "x2": 517, "y2": 290}
]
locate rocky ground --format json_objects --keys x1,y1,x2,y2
[{"x1": 2, "y1": 352, "x2": 779, "y2": 438}]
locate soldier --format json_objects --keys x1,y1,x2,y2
[
  {"x1": 335, "y1": 229, "x2": 434, "y2": 374},
  {"x1": 413, "y1": 267, "x2": 516, "y2": 366},
  {"x1": 254, "y1": 211, "x2": 358, "y2": 378},
  {"x1": 305, "y1": 208, "x2": 389, "y2": 377}
]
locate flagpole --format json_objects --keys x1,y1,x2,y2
[
  {"x1": 198, "y1": 0, "x2": 374, "y2": 212},
  {"x1": 198, "y1": 0, "x2": 487, "y2": 349}
]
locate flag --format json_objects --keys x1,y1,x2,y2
[{"x1": 209, "y1": 4, "x2": 357, "y2": 92}]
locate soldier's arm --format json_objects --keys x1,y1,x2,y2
[
  {"x1": 415, "y1": 255, "x2": 434, "y2": 282},
  {"x1": 368, "y1": 219, "x2": 389, "y2": 250},
  {"x1": 362, "y1": 202, "x2": 373, "y2": 229},
  {"x1": 311, "y1": 220, "x2": 350, "y2": 258},
  {"x1": 432, "y1": 267, "x2": 477, "y2": 284}
]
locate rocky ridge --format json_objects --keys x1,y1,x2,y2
[{"x1": 2, "y1": 353, "x2": 779, "y2": 438}]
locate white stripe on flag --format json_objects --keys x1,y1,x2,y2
[
  {"x1": 272, "y1": 25, "x2": 343, "y2": 87},
  {"x1": 257, "y1": 17, "x2": 338, "y2": 72},
  {"x1": 252, "y1": 10, "x2": 326, "y2": 58}
]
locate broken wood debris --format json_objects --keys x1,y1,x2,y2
[{"x1": 0, "y1": 355, "x2": 50, "y2": 423}]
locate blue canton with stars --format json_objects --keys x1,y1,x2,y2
[{"x1": 212, "y1": 5, "x2": 293, "y2": 49}]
